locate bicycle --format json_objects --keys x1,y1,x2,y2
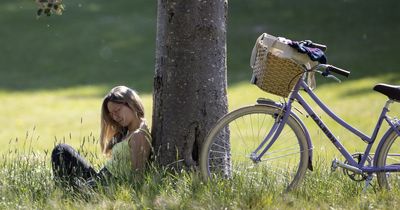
[{"x1": 199, "y1": 35, "x2": 400, "y2": 192}]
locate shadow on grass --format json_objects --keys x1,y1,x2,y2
[
  {"x1": 336, "y1": 74, "x2": 400, "y2": 99},
  {"x1": 0, "y1": 0, "x2": 157, "y2": 94},
  {"x1": 0, "y1": 0, "x2": 399, "y2": 96}
]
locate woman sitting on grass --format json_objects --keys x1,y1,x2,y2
[{"x1": 51, "y1": 86, "x2": 152, "y2": 189}]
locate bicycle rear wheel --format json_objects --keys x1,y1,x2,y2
[
  {"x1": 376, "y1": 129, "x2": 400, "y2": 189},
  {"x1": 200, "y1": 105, "x2": 309, "y2": 191}
]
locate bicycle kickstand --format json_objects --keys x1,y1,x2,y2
[{"x1": 362, "y1": 174, "x2": 374, "y2": 193}]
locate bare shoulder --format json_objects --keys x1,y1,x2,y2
[{"x1": 128, "y1": 130, "x2": 151, "y2": 148}]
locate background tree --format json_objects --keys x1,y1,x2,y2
[{"x1": 152, "y1": 0, "x2": 229, "y2": 168}]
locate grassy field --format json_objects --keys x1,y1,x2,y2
[{"x1": 1, "y1": 0, "x2": 400, "y2": 209}]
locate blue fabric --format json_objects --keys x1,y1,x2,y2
[{"x1": 288, "y1": 41, "x2": 327, "y2": 64}]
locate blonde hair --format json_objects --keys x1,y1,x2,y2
[{"x1": 100, "y1": 86, "x2": 145, "y2": 155}]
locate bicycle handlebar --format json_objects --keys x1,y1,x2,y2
[
  {"x1": 313, "y1": 64, "x2": 351, "y2": 83},
  {"x1": 305, "y1": 40, "x2": 327, "y2": 52},
  {"x1": 326, "y1": 65, "x2": 351, "y2": 78},
  {"x1": 303, "y1": 40, "x2": 351, "y2": 77}
]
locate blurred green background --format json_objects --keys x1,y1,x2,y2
[
  {"x1": 1, "y1": 0, "x2": 399, "y2": 154},
  {"x1": 2, "y1": 0, "x2": 400, "y2": 91}
]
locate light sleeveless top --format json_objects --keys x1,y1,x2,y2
[{"x1": 104, "y1": 124, "x2": 152, "y2": 178}]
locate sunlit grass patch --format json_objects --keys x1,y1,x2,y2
[{"x1": 0, "y1": 85, "x2": 153, "y2": 154}]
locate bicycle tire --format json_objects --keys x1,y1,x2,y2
[
  {"x1": 200, "y1": 105, "x2": 309, "y2": 191},
  {"x1": 375, "y1": 128, "x2": 400, "y2": 189}
]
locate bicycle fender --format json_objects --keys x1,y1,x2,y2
[
  {"x1": 256, "y1": 98, "x2": 314, "y2": 171},
  {"x1": 373, "y1": 124, "x2": 400, "y2": 165}
]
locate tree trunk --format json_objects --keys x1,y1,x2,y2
[{"x1": 152, "y1": 0, "x2": 228, "y2": 168}]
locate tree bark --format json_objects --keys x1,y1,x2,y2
[{"x1": 152, "y1": 0, "x2": 228, "y2": 168}]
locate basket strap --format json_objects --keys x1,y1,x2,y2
[
  {"x1": 265, "y1": 38, "x2": 279, "y2": 65},
  {"x1": 250, "y1": 33, "x2": 278, "y2": 69},
  {"x1": 250, "y1": 33, "x2": 266, "y2": 69}
]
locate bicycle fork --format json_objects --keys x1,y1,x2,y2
[
  {"x1": 250, "y1": 121, "x2": 281, "y2": 163},
  {"x1": 250, "y1": 109, "x2": 289, "y2": 163}
]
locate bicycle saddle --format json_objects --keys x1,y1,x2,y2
[{"x1": 373, "y1": 83, "x2": 400, "y2": 101}]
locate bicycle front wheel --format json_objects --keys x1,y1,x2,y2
[
  {"x1": 200, "y1": 105, "x2": 309, "y2": 191},
  {"x1": 376, "y1": 129, "x2": 400, "y2": 189}
]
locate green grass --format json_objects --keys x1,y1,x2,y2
[
  {"x1": 2, "y1": 139, "x2": 400, "y2": 209},
  {"x1": 1, "y1": 0, "x2": 400, "y2": 209},
  {"x1": 2, "y1": 76, "x2": 400, "y2": 209}
]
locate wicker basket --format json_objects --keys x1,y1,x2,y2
[{"x1": 251, "y1": 36, "x2": 306, "y2": 98}]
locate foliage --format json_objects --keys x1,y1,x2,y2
[{"x1": 35, "y1": 0, "x2": 64, "y2": 17}]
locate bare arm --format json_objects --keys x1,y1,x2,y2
[{"x1": 128, "y1": 132, "x2": 151, "y2": 172}]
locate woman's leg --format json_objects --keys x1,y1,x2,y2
[{"x1": 51, "y1": 143, "x2": 97, "y2": 187}]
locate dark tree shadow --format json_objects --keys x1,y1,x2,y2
[{"x1": 0, "y1": 0, "x2": 399, "y2": 97}]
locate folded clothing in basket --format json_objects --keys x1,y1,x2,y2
[
  {"x1": 288, "y1": 41, "x2": 327, "y2": 64},
  {"x1": 249, "y1": 33, "x2": 322, "y2": 97}
]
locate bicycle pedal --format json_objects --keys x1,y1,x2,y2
[{"x1": 331, "y1": 158, "x2": 339, "y2": 172}]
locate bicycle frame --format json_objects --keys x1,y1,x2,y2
[{"x1": 256, "y1": 78, "x2": 400, "y2": 173}]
